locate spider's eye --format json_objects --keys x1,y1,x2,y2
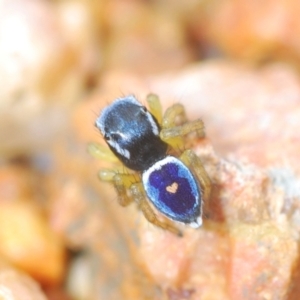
[
  {"x1": 106, "y1": 132, "x2": 121, "y2": 142},
  {"x1": 141, "y1": 106, "x2": 147, "y2": 113},
  {"x1": 111, "y1": 133, "x2": 120, "y2": 139}
]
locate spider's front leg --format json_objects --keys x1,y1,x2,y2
[
  {"x1": 99, "y1": 170, "x2": 139, "y2": 207},
  {"x1": 146, "y1": 94, "x2": 205, "y2": 148},
  {"x1": 89, "y1": 143, "x2": 140, "y2": 206},
  {"x1": 130, "y1": 182, "x2": 183, "y2": 236},
  {"x1": 88, "y1": 143, "x2": 119, "y2": 163},
  {"x1": 160, "y1": 119, "x2": 205, "y2": 149}
]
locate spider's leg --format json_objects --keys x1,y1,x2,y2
[
  {"x1": 130, "y1": 182, "x2": 182, "y2": 236},
  {"x1": 159, "y1": 101, "x2": 205, "y2": 149},
  {"x1": 146, "y1": 93, "x2": 163, "y2": 124},
  {"x1": 162, "y1": 103, "x2": 187, "y2": 129},
  {"x1": 161, "y1": 119, "x2": 205, "y2": 148},
  {"x1": 179, "y1": 149, "x2": 211, "y2": 203},
  {"x1": 99, "y1": 170, "x2": 139, "y2": 206},
  {"x1": 88, "y1": 143, "x2": 119, "y2": 163}
]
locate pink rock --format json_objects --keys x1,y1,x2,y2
[{"x1": 68, "y1": 61, "x2": 300, "y2": 299}]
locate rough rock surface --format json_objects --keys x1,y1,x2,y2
[
  {"x1": 59, "y1": 61, "x2": 300, "y2": 299},
  {"x1": 0, "y1": 164, "x2": 66, "y2": 286}
]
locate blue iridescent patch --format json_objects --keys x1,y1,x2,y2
[{"x1": 142, "y1": 156, "x2": 201, "y2": 224}]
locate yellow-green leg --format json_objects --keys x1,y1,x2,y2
[
  {"x1": 88, "y1": 143, "x2": 119, "y2": 163},
  {"x1": 146, "y1": 93, "x2": 205, "y2": 149},
  {"x1": 130, "y1": 182, "x2": 182, "y2": 236},
  {"x1": 162, "y1": 103, "x2": 187, "y2": 128},
  {"x1": 99, "y1": 170, "x2": 140, "y2": 206},
  {"x1": 146, "y1": 93, "x2": 163, "y2": 124},
  {"x1": 180, "y1": 149, "x2": 211, "y2": 203},
  {"x1": 90, "y1": 142, "x2": 139, "y2": 206},
  {"x1": 160, "y1": 119, "x2": 205, "y2": 148},
  {"x1": 160, "y1": 103, "x2": 187, "y2": 149}
]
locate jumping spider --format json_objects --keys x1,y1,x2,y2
[{"x1": 89, "y1": 94, "x2": 211, "y2": 236}]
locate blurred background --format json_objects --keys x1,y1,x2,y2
[{"x1": 1, "y1": 0, "x2": 300, "y2": 299}]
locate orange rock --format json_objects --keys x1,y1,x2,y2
[
  {"x1": 0, "y1": 164, "x2": 35, "y2": 202},
  {"x1": 0, "y1": 201, "x2": 65, "y2": 286},
  {"x1": 0, "y1": 0, "x2": 93, "y2": 158},
  {"x1": 200, "y1": 0, "x2": 300, "y2": 64},
  {"x1": 100, "y1": 0, "x2": 194, "y2": 73},
  {"x1": 0, "y1": 264, "x2": 47, "y2": 300},
  {"x1": 0, "y1": 163, "x2": 66, "y2": 286}
]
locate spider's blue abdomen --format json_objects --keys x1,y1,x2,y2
[{"x1": 142, "y1": 156, "x2": 201, "y2": 225}]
